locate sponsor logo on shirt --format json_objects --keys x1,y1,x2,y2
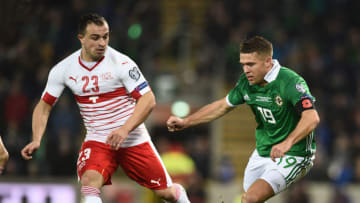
[
  {"x1": 150, "y1": 178, "x2": 161, "y2": 186},
  {"x1": 243, "y1": 94, "x2": 250, "y2": 101},
  {"x1": 69, "y1": 76, "x2": 78, "y2": 83},
  {"x1": 129, "y1": 67, "x2": 140, "y2": 81},
  {"x1": 255, "y1": 96, "x2": 272, "y2": 102}
]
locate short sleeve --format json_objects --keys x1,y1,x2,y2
[
  {"x1": 120, "y1": 58, "x2": 151, "y2": 100},
  {"x1": 285, "y1": 77, "x2": 315, "y2": 106},
  {"x1": 41, "y1": 66, "x2": 65, "y2": 105},
  {"x1": 226, "y1": 81, "x2": 244, "y2": 106}
]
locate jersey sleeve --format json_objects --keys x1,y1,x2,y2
[
  {"x1": 119, "y1": 58, "x2": 151, "y2": 100},
  {"x1": 41, "y1": 66, "x2": 65, "y2": 106},
  {"x1": 285, "y1": 77, "x2": 315, "y2": 107},
  {"x1": 226, "y1": 80, "x2": 245, "y2": 106}
]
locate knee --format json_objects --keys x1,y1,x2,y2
[
  {"x1": 80, "y1": 174, "x2": 92, "y2": 186},
  {"x1": 80, "y1": 170, "x2": 104, "y2": 188},
  {"x1": 242, "y1": 192, "x2": 262, "y2": 203}
]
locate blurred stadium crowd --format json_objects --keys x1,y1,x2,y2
[{"x1": 1, "y1": 0, "x2": 360, "y2": 202}]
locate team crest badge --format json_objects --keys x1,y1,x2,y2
[
  {"x1": 295, "y1": 83, "x2": 306, "y2": 93},
  {"x1": 275, "y1": 95, "x2": 283, "y2": 106},
  {"x1": 129, "y1": 67, "x2": 140, "y2": 81}
]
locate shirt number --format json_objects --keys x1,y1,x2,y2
[
  {"x1": 257, "y1": 107, "x2": 276, "y2": 124},
  {"x1": 77, "y1": 148, "x2": 91, "y2": 165},
  {"x1": 277, "y1": 156, "x2": 297, "y2": 168},
  {"x1": 82, "y1": 75, "x2": 99, "y2": 93}
]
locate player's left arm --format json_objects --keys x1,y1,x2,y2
[
  {"x1": 121, "y1": 90, "x2": 155, "y2": 133},
  {"x1": 270, "y1": 103, "x2": 320, "y2": 161},
  {"x1": 107, "y1": 57, "x2": 154, "y2": 149},
  {"x1": 106, "y1": 91, "x2": 155, "y2": 149},
  {"x1": 270, "y1": 78, "x2": 320, "y2": 161}
]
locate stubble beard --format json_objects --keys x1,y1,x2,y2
[
  {"x1": 91, "y1": 53, "x2": 103, "y2": 61},
  {"x1": 88, "y1": 49, "x2": 104, "y2": 61},
  {"x1": 82, "y1": 46, "x2": 104, "y2": 62}
]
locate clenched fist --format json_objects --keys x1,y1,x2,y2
[{"x1": 166, "y1": 116, "x2": 186, "y2": 132}]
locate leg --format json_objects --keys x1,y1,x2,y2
[
  {"x1": 242, "y1": 152, "x2": 314, "y2": 203},
  {"x1": 153, "y1": 183, "x2": 190, "y2": 203},
  {"x1": 77, "y1": 141, "x2": 118, "y2": 203},
  {"x1": 118, "y1": 142, "x2": 190, "y2": 203},
  {"x1": 81, "y1": 169, "x2": 105, "y2": 188},
  {"x1": 241, "y1": 179, "x2": 274, "y2": 203},
  {"x1": 80, "y1": 170, "x2": 105, "y2": 203},
  {"x1": 241, "y1": 150, "x2": 280, "y2": 203}
]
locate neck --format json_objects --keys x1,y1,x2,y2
[
  {"x1": 80, "y1": 50, "x2": 99, "y2": 62},
  {"x1": 259, "y1": 81, "x2": 268, "y2": 87},
  {"x1": 80, "y1": 51, "x2": 91, "y2": 62}
]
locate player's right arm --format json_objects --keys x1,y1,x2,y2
[
  {"x1": 21, "y1": 100, "x2": 53, "y2": 160},
  {"x1": 167, "y1": 97, "x2": 234, "y2": 132},
  {"x1": 21, "y1": 64, "x2": 65, "y2": 160}
]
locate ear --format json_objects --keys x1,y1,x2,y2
[
  {"x1": 78, "y1": 34, "x2": 84, "y2": 44},
  {"x1": 265, "y1": 56, "x2": 272, "y2": 67}
]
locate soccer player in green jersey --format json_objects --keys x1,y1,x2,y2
[{"x1": 167, "y1": 36, "x2": 320, "y2": 203}]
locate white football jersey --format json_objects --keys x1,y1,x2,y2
[{"x1": 42, "y1": 46, "x2": 151, "y2": 147}]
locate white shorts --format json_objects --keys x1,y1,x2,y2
[{"x1": 243, "y1": 150, "x2": 314, "y2": 194}]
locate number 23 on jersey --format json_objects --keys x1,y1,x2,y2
[{"x1": 82, "y1": 75, "x2": 99, "y2": 93}]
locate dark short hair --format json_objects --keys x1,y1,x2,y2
[
  {"x1": 240, "y1": 36, "x2": 273, "y2": 57},
  {"x1": 78, "y1": 13, "x2": 107, "y2": 35}
]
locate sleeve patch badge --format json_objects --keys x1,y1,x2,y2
[
  {"x1": 295, "y1": 83, "x2": 306, "y2": 93},
  {"x1": 129, "y1": 67, "x2": 140, "y2": 81}
]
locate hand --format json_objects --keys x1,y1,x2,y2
[
  {"x1": 270, "y1": 140, "x2": 292, "y2": 162},
  {"x1": 106, "y1": 128, "x2": 129, "y2": 150},
  {"x1": 0, "y1": 152, "x2": 9, "y2": 175},
  {"x1": 21, "y1": 141, "x2": 41, "y2": 160},
  {"x1": 166, "y1": 116, "x2": 185, "y2": 132}
]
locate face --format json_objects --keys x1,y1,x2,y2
[
  {"x1": 239, "y1": 52, "x2": 272, "y2": 86},
  {"x1": 78, "y1": 22, "x2": 109, "y2": 61}
]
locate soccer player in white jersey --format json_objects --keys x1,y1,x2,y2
[
  {"x1": 21, "y1": 13, "x2": 190, "y2": 203},
  {"x1": 0, "y1": 136, "x2": 9, "y2": 174}
]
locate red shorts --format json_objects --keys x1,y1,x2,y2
[{"x1": 77, "y1": 141, "x2": 172, "y2": 190}]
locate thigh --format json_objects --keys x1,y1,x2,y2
[
  {"x1": 261, "y1": 154, "x2": 314, "y2": 194},
  {"x1": 118, "y1": 141, "x2": 172, "y2": 190},
  {"x1": 244, "y1": 178, "x2": 275, "y2": 202},
  {"x1": 275, "y1": 154, "x2": 314, "y2": 187},
  {"x1": 243, "y1": 150, "x2": 266, "y2": 192},
  {"x1": 77, "y1": 141, "x2": 118, "y2": 185}
]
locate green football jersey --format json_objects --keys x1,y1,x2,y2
[{"x1": 227, "y1": 66, "x2": 316, "y2": 157}]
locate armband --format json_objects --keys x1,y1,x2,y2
[
  {"x1": 130, "y1": 81, "x2": 149, "y2": 100},
  {"x1": 295, "y1": 96, "x2": 315, "y2": 115}
]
